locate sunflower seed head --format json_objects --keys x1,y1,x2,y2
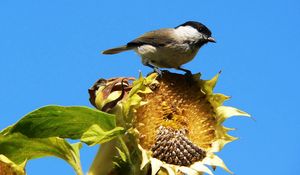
[{"x1": 151, "y1": 126, "x2": 206, "y2": 166}]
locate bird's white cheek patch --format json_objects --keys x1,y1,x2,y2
[{"x1": 175, "y1": 26, "x2": 202, "y2": 41}]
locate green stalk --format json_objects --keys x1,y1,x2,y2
[
  {"x1": 87, "y1": 140, "x2": 117, "y2": 175},
  {"x1": 117, "y1": 136, "x2": 138, "y2": 175}
]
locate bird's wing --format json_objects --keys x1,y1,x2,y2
[{"x1": 127, "y1": 28, "x2": 176, "y2": 47}]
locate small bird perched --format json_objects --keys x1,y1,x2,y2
[{"x1": 102, "y1": 21, "x2": 215, "y2": 74}]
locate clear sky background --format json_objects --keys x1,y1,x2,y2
[{"x1": 0, "y1": 0, "x2": 299, "y2": 175}]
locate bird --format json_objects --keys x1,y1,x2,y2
[{"x1": 102, "y1": 21, "x2": 215, "y2": 75}]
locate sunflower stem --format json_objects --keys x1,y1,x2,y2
[{"x1": 118, "y1": 136, "x2": 139, "y2": 175}]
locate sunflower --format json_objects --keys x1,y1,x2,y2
[{"x1": 89, "y1": 71, "x2": 250, "y2": 175}]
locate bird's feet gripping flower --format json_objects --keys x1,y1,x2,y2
[{"x1": 88, "y1": 71, "x2": 250, "y2": 175}]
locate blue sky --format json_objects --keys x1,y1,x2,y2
[{"x1": 0, "y1": 0, "x2": 299, "y2": 174}]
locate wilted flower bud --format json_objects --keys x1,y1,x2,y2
[{"x1": 88, "y1": 77, "x2": 134, "y2": 112}]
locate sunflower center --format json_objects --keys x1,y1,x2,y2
[
  {"x1": 151, "y1": 126, "x2": 206, "y2": 166},
  {"x1": 135, "y1": 72, "x2": 217, "y2": 150}
]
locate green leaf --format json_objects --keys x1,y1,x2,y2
[
  {"x1": 0, "y1": 133, "x2": 83, "y2": 175},
  {"x1": 81, "y1": 125, "x2": 125, "y2": 146},
  {"x1": 0, "y1": 125, "x2": 13, "y2": 136},
  {"x1": 7, "y1": 105, "x2": 116, "y2": 139}
]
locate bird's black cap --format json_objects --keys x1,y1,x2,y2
[{"x1": 176, "y1": 21, "x2": 212, "y2": 37}]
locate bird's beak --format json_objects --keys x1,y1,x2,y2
[{"x1": 207, "y1": 37, "x2": 216, "y2": 43}]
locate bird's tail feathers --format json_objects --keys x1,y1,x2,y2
[{"x1": 102, "y1": 45, "x2": 133, "y2": 54}]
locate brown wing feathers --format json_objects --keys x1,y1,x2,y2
[{"x1": 102, "y1": 28, "x2": 175, "y2": 54}]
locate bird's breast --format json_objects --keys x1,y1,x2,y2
[{"x1": 135, "y1": 44, "x2": 199, "y2": 68}]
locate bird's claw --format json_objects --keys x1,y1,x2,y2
[
  {"x1": 154, "y1": 67, "x2": 162, "y2": 77},
  {"x1": 184, "y1": 70, "x2": 192, "y2": 77},
  {"x1": 178, "y1": 68, "x2": 194, "y2": 86}
]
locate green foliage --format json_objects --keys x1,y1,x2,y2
[
  {"x1": 5, "y1": 106, "x2": 117, "y2": 139},
  {"x1": 0, "y1": 133, "x2": 83, "y2": 175},
  {"x1": 81, "y1": 125, "x2": 125, "y2": 146},
  {"x1": 0, "y1": 105, "x2": 126, "y2": 175}
]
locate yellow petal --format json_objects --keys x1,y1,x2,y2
[
  {"x1": 139, "y1": 145, "x2": 150, "y2": 170},
  {"x1": 211, "y1": 135, "x2": 238, "y2": 152},
  {"x1": 190, "y1": 162, "x2": 214, "y2": 175},
  {"x1": 208, "y1": 93, "x2": 231, "y2": 108},
  {"x1": 216, "y1": 106, "x2": 251, "y2": 123},
  {"x1": 144, "y1": 73, "x2": 159, "y2": 85},
  {"x1": 161, "y1": 164, "x2": 176, "y2": 175},
  {"x1": 178, "y1": 166, "x2": 199, "y2": 175},
  {"x1": 203, "y1": 154, "x2": 233, "y2": 174},
  {"x1": 201, "y1": 72, "x2": 220, "y2": 94},
  {"x1": 151, "y1": 158, "x2": 163, "y2": 175}
]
